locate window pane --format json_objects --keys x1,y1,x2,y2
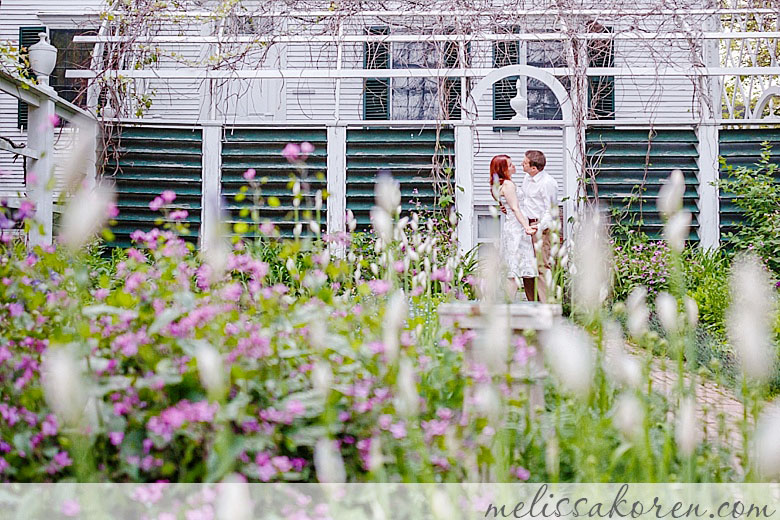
[
  {"x1": 50, "y1": 29, "x2": 94, "y2": 108},
  {"x1": 477, "y1": 214, "x2": 500, "y2": 240},
  {"x1": 391, "y1": 78, "x2": 438, "y2": 120},
  {"x1": 391, "y1": 42, "x2": 438, "y2": 119},
  {"x1": 527, "y1": 41, "x2": 566, "y2": 121}
]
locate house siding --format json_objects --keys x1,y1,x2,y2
[{"x1": 1, "y1": 0, "x2": 702, "y2": 201}]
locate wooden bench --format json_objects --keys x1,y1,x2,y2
[{"x1": 438, "y1": 301, "x2": 563, "y2": 416}]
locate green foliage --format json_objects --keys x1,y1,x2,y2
[{"x1": 719, "y1": 144, "x2": 780, "y2": 275}]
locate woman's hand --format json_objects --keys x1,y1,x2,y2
[{"x1": 525, "y1": 225, "x2": 537, "y2": 236}]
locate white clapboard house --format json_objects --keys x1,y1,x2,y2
[{"x1": 0, "y1": 1, "x2": 778, "y2": 250}]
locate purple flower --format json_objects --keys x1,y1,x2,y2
[
  {"x1": 15, "y1": 200, "x2": 35, "y2": 221},
  {"x1": 8, "y1": 303, "x2": 23, "y2": 317},
  {"x1": 282, "y1": 143, "x2": 301, "y2": 162},
  {"x1": 42, "y1": 415, "x2": 58, "y2": 436},
  {"x1": 109, "y1": 431, "x2": 124, "y2": 446},
  {"x1": 243, "y1": 168, "x2": 256, "y2": 180}
]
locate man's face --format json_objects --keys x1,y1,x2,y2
[{"x1": 522, "y1": 156, "x2": 538, "y2": 176}]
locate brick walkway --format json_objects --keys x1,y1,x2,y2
[{"x1": 622, "y1": 347, "x2": 748, "y2": 471}]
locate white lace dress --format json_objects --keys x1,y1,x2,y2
[{"x1": 499, "y1": 183, "x2": 537, "y2": 279}]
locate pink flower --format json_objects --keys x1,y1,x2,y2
[
  {"x1": 169, "y1": 209, "x2": 188, "y2": 221},
  {"x1": 243, "y1": 168, "x2": 256, "y2": 180},
  {"x1": 431, "y1": 267, "x2": 452, "y2": 282},
  {"x1": 272, "y1": 456, "x2": 293, "y2": 472},
  {"x1": 107, "y1": 202, "x2": 119, "y2": 218},
  {"x1": 109, "y1": 431, "x2": 124, "y2": 446},
  {"x1": 94, "y1": 288, "x2": 109, "y2": 300},
  {"x1": 48, "y1": 114, "x2": 61, "y2": 127},
  {"x1": 368, "y1": 279, "x2": 391, "y2": 295},
  {"x1": 61, "y1": 499, "x2": 80, "y2": 517},
  {"x1": 513, "y1": 466, "x2": 531, "y2": 481},
  {"x1": 282, "y1": 143, "x2": 301, "y2": 162},
  {"x1": 257, "y1": 461, "x2": 276, "y2": 482},
  {"x1": 149, "y1": 197, "x2": 163, "y2": 211},
  {"x1": 161, "y1": 191, "x2": 176, "y2": 203},
  {"x1": 127, "y1": 248, "x2": 146, "y2": 262},
  {"x1": 41, "y1": 415, "x2": 58, "y2": 436},
  {"x1": 389, "y1": 422, "x2": 407, "y2": 439},
  {"x1": 285, "y1": 400, "x2": 305, "y2": 417},
  {"x1": 260, "y1": 221, "x2": 275, "y2": 235},
  {"x1": 221, "y1": 283, "x2": 243, "y2": 301},
  {"x1": 300, "y1": 141, "x2": 315, "y2": 157}
]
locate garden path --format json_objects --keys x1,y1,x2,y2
[{"x1": 624, "y1": 346, "x2": 747, "y2": 470}]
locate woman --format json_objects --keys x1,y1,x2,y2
[{"x1": 489, "y1": 154, "x2": 537, "y2": 298}]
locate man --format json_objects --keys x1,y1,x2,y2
[{"x1": 521, "y1": 150, "x2": 558, "y2": 303}]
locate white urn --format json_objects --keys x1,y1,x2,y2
[{"x1": 28, "y1": 33, "x2": 57, "y2": 80}]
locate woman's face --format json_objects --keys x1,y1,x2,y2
[{"x1": 506, "y1": 158, "x2": 517, "y2": 176}]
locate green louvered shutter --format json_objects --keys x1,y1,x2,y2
[
  {"x1": 586, "y1": 129, "x2": 699, "y2": 240},
  {"x1": 18, "y1": 26, "x2": 46, "y2": 130},
  {"x1": 346, "y1": 128, "x2": 455, "y2": 230},
  {"x1": 364, "y1": 27, "x2": 390, "y2": 120},
  {"x1": 222, "y1": 128, "x2": 327, "y2": 238},
  {"x1": 492, "y1": 40, "x2": 519, "y2": 122},
  {"x1": 718, "y1": 128, "x2": 780, "y2": 239},
  {"x1": 104, "y1": 126, "x2": 203, "y2": 248}
]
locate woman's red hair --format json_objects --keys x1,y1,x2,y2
[{"x1": 489, "y1": 154, "x2": 512, "y2": 200}]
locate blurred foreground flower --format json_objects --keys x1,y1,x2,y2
[
  {"x1": 753, "y1": 401, "x2": 780, "y2": 479},
  {"x1": 217, "y1": 475, "x2": 253, "y2": 520},
  {"x1": 727, "y1": 255, "x2": 776, "y2": 382},
  {"x1": 658, "y1": 169, "x2": 685, "y2": 217},
  {"x1": 375, "y1": 174, "x2": 401, "y2": 215},
  {"x1": 572, "y1": 209, "x2": 612, "y2": 314},
  {"x1": 314, "y1": 438, "x2": 346, "y2": 483},
  {"x1": 59, "y1": 184, "x2": 115, "y2": 250},
  {"x1": 196, "y1": 341, "x2": 226, "y2": 397},
  {"x1": 675, "y1": 397, "x2": 699, "y2": 456},
  {"x1": 41, "y1": 347, "x2": 87, "y2": 427},
  {"x1": 543, "y1": 321, "x2": 594, "y2": 396},
  {"x1": 613, "y1": 394, "x2": 644, "y2": 439}
]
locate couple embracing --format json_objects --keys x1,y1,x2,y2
[{"x1": 490, "y1": 150, "x2": 558, "y2": 303}]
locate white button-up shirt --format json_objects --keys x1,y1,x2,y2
[{"x1": 522, "y1": 170, "x2": 559, "y2": 231}]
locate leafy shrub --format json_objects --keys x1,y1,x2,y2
[{"x1": 719, "y1": 144, "x2": 780, "y2": 275}]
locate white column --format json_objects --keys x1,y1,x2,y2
[
  {"x1": 26, "y1": 89, "x2": 56, "y2": 247},
  {"x1": 326, "y1": 125, "x2": 347, "y2": 252},
  {"x1": 454, "y1": 125, "x2": 474, "y2": 254},
  {"x1": 697, "y1": 124, "x2": 720, "y2": 249},
  {"x1": 200, "y1": 123, "x2": 222, "y2": 248}
]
